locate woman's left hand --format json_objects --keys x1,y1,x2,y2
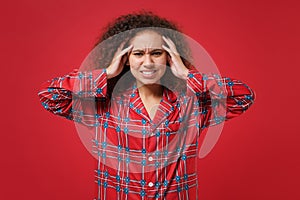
[{"x1": 162, "y1": 36, "x2": 189, "y2": 80}]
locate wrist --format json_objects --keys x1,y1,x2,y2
[
  {"x1": 181, "y1": 68, "x2": 189, "y2": 80},
  {"x1": 106, "y1": 68, "x2": 113, "y2": 79}
]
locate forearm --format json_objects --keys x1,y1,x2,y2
[
  {"x1": 186, "y1": 69, "x2": 255, "y2": 126},
  {"x1": 38, "y1": 68, "x2": 108, "y2": 124}
]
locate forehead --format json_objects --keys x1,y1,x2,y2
[{"x1": 130, "y1": 31, "x2": 163, "y2": 50}]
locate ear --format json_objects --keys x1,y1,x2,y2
[
  {"x1": 125, "y1": 58, "x2": 130, "y2": 66},
  {"x1": 166, "y1": 54, "x2": 171, "y2": 67}
]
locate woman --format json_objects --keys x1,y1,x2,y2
[{"x1": 38, "y1": 11, "x2": 255, "y2": 200}]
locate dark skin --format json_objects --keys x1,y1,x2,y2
[{"x1": 106, "y1": 30, "x2": 189, "y2": 119}]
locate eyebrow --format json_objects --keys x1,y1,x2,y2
[{"x1": 132, "y1": 48, "x2": 164, "y2": 52}]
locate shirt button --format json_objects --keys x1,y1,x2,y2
[
  {"x1": 148, "y1": 182, "x2": 154, "y2": 187},
  {"x1": 148, "y1": 156, "x2": 153, "y2": 161}
]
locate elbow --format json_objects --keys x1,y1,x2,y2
[
  {"x1": 244, "y1": 85, "x2": 256, "y2": 109},
  {"x1": 37, "y1": 85, "x2": 72, "y2": 117}
]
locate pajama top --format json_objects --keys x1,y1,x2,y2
[{"x1": 38, "y1": 68, "x2": 255, "y2": 200}]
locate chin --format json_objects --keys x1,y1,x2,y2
[{"x1": 137, "y1": 79, "x2": 162, "y2": 86}]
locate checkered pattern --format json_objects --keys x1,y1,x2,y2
[{"x1": 38, "y1": 68, "x2": 255, "y2": 200}]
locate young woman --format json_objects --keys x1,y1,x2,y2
[{"x1": 38, "y1": 11, "x2": 255, "y2": 200}]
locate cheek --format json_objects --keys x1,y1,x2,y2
[
  {"x1": 157, "y1": 55, "x2": 167, "y2": 65},
  {"x1": 129, "y1": 57, "x2": 141, "y2": 68},
  {"x1": 129, "y1": 62, "x2": 140, "y2": 75},
  {"x1": 155, "y1": 57, "x2": 167, "y2": 69},
  {"x1": 129, "y1": 66, "x2": 137, "y2": 74},
  {"x1": 161, "y1": 66, "x2": 167, "y2": 74}
]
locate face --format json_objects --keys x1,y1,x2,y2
[{"x1": 128, "y1": 30, "x2": 167, "y2": 87}]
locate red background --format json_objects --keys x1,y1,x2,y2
[{"x1": 1, "y1": 0, "x2": 299, "y2": 199}]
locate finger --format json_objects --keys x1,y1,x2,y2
[
  {"x1": 162, "y1": 36, "x2": 178, "y2": 54},
  {"x1": 116, "y1": 45, "x2": 133, "y2": 59},
  {"x1": 162, "y1": 36, "x2": 175, "y2": 47},
  {"x1": 162, "y1": 44, "x2": 172, "y2": 55},
  {"x1": 120, "y1": 44, "x2": 133, "y2": 55},
  {"x1": 162, "y1": 45, "x2": 177, "y2": 60},
  {"x1": 116, "y1": 41, "x2": 126, "y2": 53}
]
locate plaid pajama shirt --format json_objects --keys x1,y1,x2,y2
[{"x1": 38, "y1": 68, "x2": 255, "y2": 200}]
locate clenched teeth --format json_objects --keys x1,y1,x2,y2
[{"x1": 141, "y1": 70, "x2": 156, "y2": 75}]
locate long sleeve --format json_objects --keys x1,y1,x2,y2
[
  {"x1": 186, "y1": 69, "x2": 255, "y2": 128},
  {"x1": 38, "y1": 68, "x2": 108, "y2": 126}
]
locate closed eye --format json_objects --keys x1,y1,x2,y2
[
  {"x1": 133, "y1": 52, "x2": 144, "y2": 56},
  {"x1": 151, "y1": 51, "x2": 163, "y2": 56}
]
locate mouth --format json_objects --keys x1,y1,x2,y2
[{"x1": 140, "y1": 70, "x2": 157, "y2": 75}]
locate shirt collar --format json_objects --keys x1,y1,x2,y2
[
  {"x1": 123, "y1": 83, "x2": 177, "y2": 123},
  {"x1": 127, "y1": 83, "x2": 178, "y2": 102}
]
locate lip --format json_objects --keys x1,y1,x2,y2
[{"x1": 140, "y1": 70, "x2": 157, "y2": 78}]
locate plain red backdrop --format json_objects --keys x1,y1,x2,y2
[{"x1": 1, "y1": 0, "x2": 299, "y2": 199}]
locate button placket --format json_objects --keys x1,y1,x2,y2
[
  {"x1": 147, "y1": 120, "x2": 160, "y2": 199},
  {"x1": 144, "y1": 119, "x2": 152, "y2": 199},
  {"x1": 148, "y1": 182, "x2": 154, "y2": 187},
  {"x1": 148, "y1": 156, "x2": 153, "y2": 161}
]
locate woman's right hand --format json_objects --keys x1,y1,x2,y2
[{"x1": 106, "y1": 43, "x2": 133, "y2": 79}]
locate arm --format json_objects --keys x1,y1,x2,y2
[
  {"x1": 186, "y1": 69, "x2": 255, "y2": 128},
  {"x1": 162, "y1": 36, "x2": 255, "y2": 127},
  {"x1": 38, "y1": 68, "x2": 108, "y2": 127},
  {"x1": 38, "y1": 42, "x2": 133, "y2": 127}
]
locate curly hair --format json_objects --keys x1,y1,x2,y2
[{"x1": 83, "y1": 11, "x2": 194, "y2": 96}]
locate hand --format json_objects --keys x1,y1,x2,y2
[
  {"x1": 162, "y1": 36, "x2": 189, "y2": 80},
  {"x1": 106, "y1": 43, "x2": 133, "y2": 79}
]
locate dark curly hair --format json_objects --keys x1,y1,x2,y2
[{"x1": 83, "y1": 11, "x2": 194, "y2": 96}]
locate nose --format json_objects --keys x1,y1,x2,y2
[{"x1": 143, "y1": 54, "x2": 153, "y2": 67}]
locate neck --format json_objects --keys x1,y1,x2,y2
[{"x1": 137, "y1": 83, "x2": 163, "y2": 99}]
